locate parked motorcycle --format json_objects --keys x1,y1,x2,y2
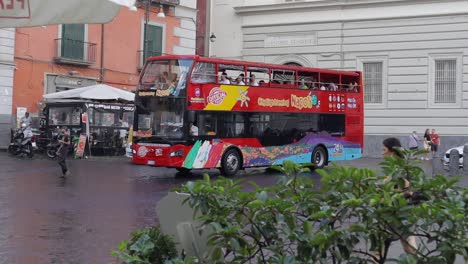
[
  {"x1": 46, "y1": 132, "x2": 61, "y2": 158},
  {"x1": 8, "y1": 124, "x2": 35, "y2": 158}
]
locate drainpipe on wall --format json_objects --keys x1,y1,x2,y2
[
  {"x1": 340, "y1": 20, "x2": 344, "y2": 70},
  {"x1": 100, "y1": 23, "x2": 105, "y2": 83}
]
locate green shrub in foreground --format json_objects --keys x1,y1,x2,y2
[{"x1": 176, "y1": 149, "x2": 467, "y2": 263}]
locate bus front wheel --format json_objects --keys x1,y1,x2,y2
[
  {"x1": 220, "y1": 148, "x2": 241, "y2": 176},
  {"x1": 312, "y1": 146, "x2": 327, "y2": 169}
]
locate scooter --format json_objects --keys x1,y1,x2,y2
[
  {"x1": 8, "y1": 124, "x2": 35, "y2": 158},
  {"x1": 46, "y1": 132, "x2": 61, "y2": 159}
]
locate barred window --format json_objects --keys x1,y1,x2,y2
[
  {"x1": 434, "y1": 59, "x2": 456, "y2": 104},
  {"x1": 363, "y1": 62, "x2": 383, "y2": 104}
]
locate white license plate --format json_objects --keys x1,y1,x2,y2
[
  {"x1": 147, "y1": 160, "x2": 155, "y2": 165},
  {"x1": 32, "y1": 142, "x2": 37, "y2": 148}
]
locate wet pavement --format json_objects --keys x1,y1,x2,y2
[
  {"x1": 0, "y1": 153, "x2": 312, "y2": 263},
  {"x1": 0, "y1": 152, "x2": 465, "y2": 263}
]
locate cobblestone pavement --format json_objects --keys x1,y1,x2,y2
[{"x1": 0, "y1": 152, "x2": 465, "y2": 263}]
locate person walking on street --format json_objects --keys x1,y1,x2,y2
[
  {"x1": 382, "y1": 137, "x2": 418, "y2": 254},
  {"x1": 430, "y1": 129, "x2": 440, "y2": 158},
  {"x1": 57, "y1": 127, "x2": 71, "y2": 178},
  {"x1": 408, "y1": 131, "x2": 419, "y2": 151},
  {"x1": 422, "y1": 129, "x2": 431, "y2": 160}
]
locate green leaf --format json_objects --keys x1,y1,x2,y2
[
  {"x1": 256, "y1": 191, "x2": 268, "y2": 203},
  {"x1": 129, "y1": 234, "x2": 154, "y2": 255}
]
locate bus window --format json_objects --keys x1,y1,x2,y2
[
  {"x1": 342, "y1": 75, "x2": 360, "y2": 93},
  {"x1": 191, "y1": 62, "x2": 216, "y2": 84},
  {"x1": 320, "y1": 73, "x2": 340, "y2": 91},
  {"x1": 247, "y1": 67, "x2": 269, "y2": 87},
  {"x1": 298, "y1": 71, "x2": 319, "y2": 90},
  {"x1": 219, "y1": 64, "x2": 246, "y2": 85},
  {"x1": 318, "y1": 114, "x2": 345, "y2": 136},
  {"x1": 194, "y1": 112, "x2": 218, "y2": 136},
  {"x1": 271, "y1": 69, "x2": 296, "y2": 88}
]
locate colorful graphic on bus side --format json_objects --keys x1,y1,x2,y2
[{"x1": 179, "y1": 132, "x2": 361, "y2": 169}]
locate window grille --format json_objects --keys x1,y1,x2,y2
[
  {"x1": 434, "y1": 59, "x2": 456, "y2": 104},
  {"x1": 363, "y1": 62, "x2": 383, "y2": 104}
]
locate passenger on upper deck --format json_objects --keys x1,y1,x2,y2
[
  {"x1": 219, "y1": 72, "x2": 230, "y2": 84},
  {"x1": 309, "y1": 77, "x2": 318, "y2": 90},
  {"x1": 348, "y1": 82, "x2": 359, "y2": 92},
  {"x1": 299, "y1": 79, "x2": 308, "y2": 90},
  {"x1": 249, "y1": 74, "x2": 259, "y2": 86},
  {"x1": 235, "y1": 73, "x2": 245, "y2": 85}
]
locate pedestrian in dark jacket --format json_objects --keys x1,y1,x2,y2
[{"x1": 57, "y1": 127, "x2": 71, "y2": 177}]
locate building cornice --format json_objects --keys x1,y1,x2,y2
[
  {"x1": 234, "y1": 0, "x2": 468, "y2": 27},
  {"x1": 234, "y1": 0, "x2": 468, "y2": 15}
]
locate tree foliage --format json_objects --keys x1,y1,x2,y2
[
  {"x1": 175, "y1": 149, "x2": 467, "y2": 263},
  {"x1": 112, "y1": 226, "x2": 178, "y2": 264}
]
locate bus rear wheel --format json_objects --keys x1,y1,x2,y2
[
  {"x1": 220, "y1": 148, "x2": 241, "y2": 177},
  {"x1": 311, "y1": 146, "x2": 327, "y2": 169}
]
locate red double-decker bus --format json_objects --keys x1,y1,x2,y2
[{"x1": 132, "y1": 55, "x2": 363, "y2": 176}]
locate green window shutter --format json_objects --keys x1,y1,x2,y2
[
  {"x1": 144, "y1": 24, "x2": 163, "y2": 61},
  {"x1": 61, "y1": 24, "x2": 85, "y2": 60}
]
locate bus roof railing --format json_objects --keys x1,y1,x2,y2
[{"x1": 145, "y1": 55, "x2": 360, "y2": 77}]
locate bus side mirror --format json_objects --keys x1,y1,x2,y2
[{"x1": 188, "y1": 111, "x2": 196, "y2": 123}]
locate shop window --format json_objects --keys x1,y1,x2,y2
[{"x1": 49, "y1": 107, "x2": 81, "y2": 126}]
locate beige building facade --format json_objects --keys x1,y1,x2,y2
[
  {"x1": 210, "y1": 0, "x2": 468, "y2": 156},
  {"x1": 0, "y1": 28, "x2": 15, "y2": 149}
]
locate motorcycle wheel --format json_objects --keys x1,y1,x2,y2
[
  {"x1": 8, "y1": 145, "x2": 19, "y2": 156},
  {"x1": 46, "y1": 148, "x2": 57, "y2": 159}
]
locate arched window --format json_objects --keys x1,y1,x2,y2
[{"x1": 284, "y1": 62, "x2": 302, "y2": 67}]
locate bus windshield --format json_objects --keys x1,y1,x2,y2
[
  {"x1": 135, "y1": 97, "x2": 185, "y2": 139},
  {"x1": 140, "y1": 59, "x2": 193, "y2": 97}
]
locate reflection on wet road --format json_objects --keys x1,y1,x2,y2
[{"x1": 0, "y1": 153, "x2": 321, "y2": 263}]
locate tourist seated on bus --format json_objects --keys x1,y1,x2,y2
[
  {"x1": 189, "y1": 122, "x2": 198, "y2": 136},
  {"x1": 219, "y1": 72, "x2": 231, "y2": 84},
  {"x1": 259, "y1": 80, "x2": 266, "y2": 86},
  {"x1": 347, "y1": 82, "x2": 359, "y2": 92},
  {"x1": 205, "y1": 125, "x2": 216, "y2": 136},
  {"x1": 298, "y1": 79, "x2": 308, "y2": 90},
  {"x1": 328, "y1": 82, "x2": 338, "y2": 91},
  {"x1": 235, "y1": 73, "x2": 245, "y2": 85},
  {"x1": 308, "y1": 77, "x2": 318, "y2": 90},
  {"x1": 249, "y1": 74, "x2": 259, "y2": 86}
]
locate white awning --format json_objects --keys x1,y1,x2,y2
[
  {"x1": 43, "y1": 84, "x2": 135, "y2": 102},
  {"x1": 0, "y1": 0, "x2": 136, "y2": 28}
]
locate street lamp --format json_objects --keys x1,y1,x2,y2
[
  {"x1": 209, "y1": 33, "x2": 216, "y2": 43},
  {"x1": 157, "y1": 5, "x2": 165, "y2": 18}
]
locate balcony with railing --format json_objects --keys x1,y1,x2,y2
[
  {"x1": 137, "y1": 50, "x2": 162, "y2": 70},
  {"x1": 53, "y1": 38, "x2": 97, "y2": 66}
]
